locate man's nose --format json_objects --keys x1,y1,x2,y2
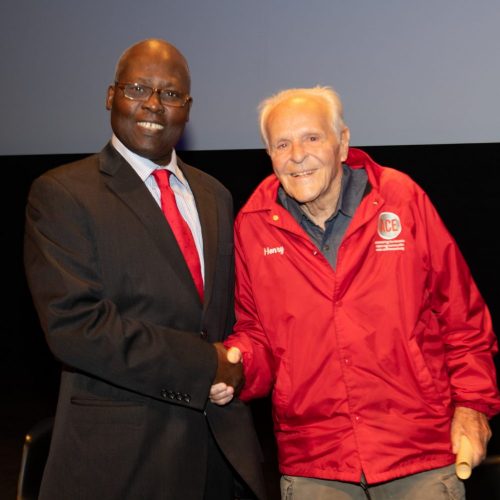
[
  {"x1": 290, "y1": 142, "x2": 306, "y2": 163},
  {"x1": 142, "y1": 90, "x2": 165, "y2": 113}
]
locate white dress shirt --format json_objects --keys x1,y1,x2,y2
[{"x1": 111, "y1": 135, "x2": 205, "y2": 281}]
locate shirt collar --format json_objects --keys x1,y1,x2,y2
[
  {"x1": 338, "y1": 164, "x2": 367, "y2": 218},
  {"x1": 111, "y1": 134, "x2": 188, "y2": 187}
]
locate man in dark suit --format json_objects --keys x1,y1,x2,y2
[{"x1": 23, "y1": 38, "x2": 266, "y2": 500}]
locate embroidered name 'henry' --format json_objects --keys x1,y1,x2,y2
[{"x1": 263, "y1": 246, "x2": 284, "y2": 256}]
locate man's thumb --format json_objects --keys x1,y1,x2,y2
[{"x1": 227, "y1": 347, "x2": 242, "y2": 364}]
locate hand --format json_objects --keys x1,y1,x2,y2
[
  {"x1": 212, "y1": 343, "x2": 244, "y2": 391},
  {"x1": 210, "y1": 343, "x2": 243, "y2": 406},
  {"x1": 210, "y1": 382, "x2": 235, "y2": 406},
  {"x1": 451, "y1": 406, "x2": 492, "y2": 468}
]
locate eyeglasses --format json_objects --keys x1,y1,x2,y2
[{"x1": 115, "y1": 82, "x2": 192, "y2": 108}]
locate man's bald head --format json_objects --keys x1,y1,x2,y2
[{"x1": 114, "y1": 38, "x2": 191, "y2": 90}]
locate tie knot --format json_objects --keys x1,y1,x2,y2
[{"x1": 152, "y1": 168, "x2": 171, "y2": 189}]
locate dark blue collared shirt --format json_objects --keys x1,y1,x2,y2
[{"x1": 278, "y1": 164, "x2": 368, "y2": 269}]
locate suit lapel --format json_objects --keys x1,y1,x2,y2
[
  {"x1": 99, "y1": 145, "x2": 201, "y2": 303},
  {"x1": 178, "y1": 158, "x2": 218, "y2": 312}
]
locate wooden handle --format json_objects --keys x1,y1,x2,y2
[{"x1": 455, "y1": 435, "x2": 473, "y2": 479}]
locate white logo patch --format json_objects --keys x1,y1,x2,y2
[
  {"x1": 375, "y1": 212, "x2": 405, "y2": 252},
  {"x1": 263, "y1": 246, "x2": 284, "y2": 256},
  {"x1": 377, "y1": 212, "x2": 402, "y2": 240}
]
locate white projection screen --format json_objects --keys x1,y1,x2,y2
[{"x1": 1, "y1": 0, "x2": 499, "y2": 154}]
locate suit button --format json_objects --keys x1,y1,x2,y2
[
  {"x1": 183, "y1": 394, "x2": 191, "y2": 403},
  {"x1": 175, "y1": 392, "x2": 183, "y2": 401},
  {"x1": 161, "y1": 389, "x2": 168, "y2": 400},
  {"x1": 200, "y1": 329, "x2": 208, "y2": 340}
]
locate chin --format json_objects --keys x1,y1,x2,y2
[{"x1": 289, "y1": 190, "x2": 318, "y2": 204}]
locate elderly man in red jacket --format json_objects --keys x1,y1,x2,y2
[{"x1": 211, "y1": 86, "x2": 500, "y2": 499}]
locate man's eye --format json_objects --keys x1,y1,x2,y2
[
  {"x1": 128, "y1": 85, "x2": 146, "y2": 95},
  {"x1": 308, "y1": 136, "x2": 319, "y2": 142},
  {"x1": 162, "y1": 90, "x2": 180, "y2": 99}
]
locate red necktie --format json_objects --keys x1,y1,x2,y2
[{"x1": 152, "y1": 169, "x2": 204, "y2": 302}]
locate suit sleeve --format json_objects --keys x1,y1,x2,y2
[
  {"x1": 224, "y1": 216, "x2": 275, "y2": 401},
  {"x1": 24, "y1": 172, "x2": 217, "y2": 410},
  {"x1": 421, "y1": 191, "x2": 500, "y2": 418}
]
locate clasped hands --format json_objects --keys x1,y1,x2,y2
[{"x1": 211, "y1": 343, "x2": 243, "y2": 405}]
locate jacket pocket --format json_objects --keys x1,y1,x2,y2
[
  {"x1": 271, "y1": 357, "x2": 292, "y2": 425},
  {"x1": 70, "y1": 397, "x2": 145, "y2": 426},
  {"x1": 406, "y1": 337, "x2": 444, "y2": 405}
]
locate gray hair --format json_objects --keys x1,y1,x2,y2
[{"x1": 258, "y1": 86, "x2": 346, "y2": 148}]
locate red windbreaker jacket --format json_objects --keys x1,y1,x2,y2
[{"x1": 226, "y1": 148, "x2": 500, "y2": 484}]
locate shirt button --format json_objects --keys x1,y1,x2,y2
[
  {"x1": 323, "y1": 244, "x2": 330, "y2": 251},
  {"x1": 336, "y1": 300, "x2": 343, "y2": 307},
  {"x1": 200, "y1": 329, "x2": 208, "y2": 340},
  {"x1": 354, "y1": 415, "x2": 361, "y2": 423},
  {"x1": 344, "y1": 358, "x2": 351, "y2": 366}
]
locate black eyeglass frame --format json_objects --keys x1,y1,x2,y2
[{"x1": 114, "y1": 82, "x2": 192, "y2": 108}]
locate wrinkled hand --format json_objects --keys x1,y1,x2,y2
[
  {"x1": 210, "y1": 345, "x2": 243, "y2": 406},
  {"x1": 451, "y1": 406, "x2": 492, "y2": 468}
]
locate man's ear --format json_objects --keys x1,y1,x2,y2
[
  {"x1": 105, "y1": 85, "x2": 115, "y2": 111},
  {"x1": 340, "y1": 127, "x2": 350, "y2": 162}
]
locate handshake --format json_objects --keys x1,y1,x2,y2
[{"x1": 211, "y1": 343, "x2": 243, "y2": 406}]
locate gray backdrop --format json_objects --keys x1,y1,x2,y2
[{"x1": 2, "y1": 0, "x2": 499, "y2": 154}]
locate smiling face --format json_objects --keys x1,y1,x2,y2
[
  {"x1": 106, "y1": 40, "x2": 191, "y2": 165},
  {"x1": 266, "y1": 96, "x2": 350, "y2": 214}
]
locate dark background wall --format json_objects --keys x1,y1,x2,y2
[{"x1": 2, "y1": 143, "x2": 500, "y2": 499}]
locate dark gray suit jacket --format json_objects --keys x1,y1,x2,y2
[{"x1": 24, "y1": 143, "x2": 266, "y2": 500}]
